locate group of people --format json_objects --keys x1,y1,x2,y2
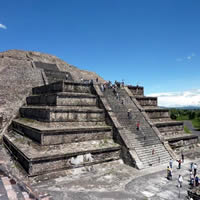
[
  {"x1": 190, "y1": 162, "x2": 199, "y2": 187},
  {"x1": 167, "y1": 157, "x2": 184, "y2": 183},
  {"x1": 167, "y1": 155, "x2": 200, "y2": 190},
  {"x1": 100, "y1": 80, "x2": 125, "y2": 93},
  {"x1": 167, "y1": 160, "x2": 184, "y2": 188}
]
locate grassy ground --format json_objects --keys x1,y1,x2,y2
[
  {"x1": 192, "y1": 119, "x2": 200, "y2": 130},
  {"x1": 184, "y1": 125, "x2": 190, "y2": 133},
  {"x1": 176, "y1": 115, "x2": 189, "y2": 121}
]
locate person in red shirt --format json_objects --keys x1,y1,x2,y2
[{"x1": 136, "y1": 122, "x2": 140, "y2": 130}]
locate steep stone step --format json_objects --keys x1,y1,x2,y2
[
  {"x1": 131, "y1": 140, "x2": 162, "y2": 147},
  {"x1": 142, "y1": 157, "x2": 170, "y2": 167},
  {"x1": 20, "y1": 106, "x2": 105, "y2": 122},
  {"x1": 138, "y1": 153, "x2": 171, "y2": 161},
  {"x1": 103, "y1": 87, "x2": 172, "y2": 168},
  {"x1": 3, "y1": 131, "x2": 121, "y2": 176},
  {"x1": 12, "y1": 119, "x2": 112, "y2": 145},
  {"x1": 135, "y1": 148, "x2": 170, "y2": 156},
  {"x1": 32, "y1": 81, "x2": 92, "y2": 95},
  {"x1": 27, "y1": 92, "x2": 97, "y2": 106}
]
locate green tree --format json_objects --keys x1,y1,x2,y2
[{"x1": 189, "y1": 111, "x2": 195, "y2": 120}]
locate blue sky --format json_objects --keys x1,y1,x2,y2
[{"x1": 1, "y1": 0, "x2": 200, "y2": 106}]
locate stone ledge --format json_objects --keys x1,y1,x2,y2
[
  {"x1": 4, "y1": 132, "x2": 120, "y2": 160},
  {"x1": 136, "y1": 96, "x2": 157, "y2": 100},
  {"x1": 20, "y1": 106, "x2": 104, "y2": 112},
  {"x1": 154, "y1": 121, "x2": 183, "y2": 127},
  {"x1": 144, "y1": 107, "x2": 169, "y2": 112},
  {"x1": 165, "y1": 134, "x2": 198, "y2": 142},
  {"x1": 13, "y1": 119, "x2": 112, "y2": 133},
  {"x1": 3, "y1": 133, "x2": 121, "y2": 176}
]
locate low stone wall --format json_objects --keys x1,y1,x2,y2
[
  {"x1": 27, "y1": 93, "x2": 97, "y2": 106},
  {"x1": 128, "y1": 86, "x2": 144, "y2": 96},
  {"x1": 157, "y1": 123, "x2": 183, "y2": 134},
  {"x1": 32, "y1": 81, "x2": 93, "y2": 95},
  {"x1": 136, "y1": 97, "x2": 157, "y2": 107},
  {"x1": 3, "y1": 134, "x2": 120, "y2": 176},
  {"x1": 146, "y1": 110, "x2": 169, "y2": 119},
  {"x1": 20, "y1": 107, "x2": 105, "y2": 122},
  {"x1": 30, "y1": 150, "x2": 120, "y2": 175},
  {"x1": 169, "y1": 137, "x2": 199, "y2": 152},
  {"x1": 63, "y1": 82, "x2": 92, "y2": 94}
]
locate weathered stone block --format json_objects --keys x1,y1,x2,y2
[
  {"x1": 145, "y1": 109, "x2": 169, "y2": 119},
  {"x1": 128, "y1": 86, "x2": 144, "y2": 96},
  {"x1": 136, "y1": 96, "x2": 157, "y2": 107},
  {"x1": 20, "y1": 106, "x2": 105, "y2": 122}
]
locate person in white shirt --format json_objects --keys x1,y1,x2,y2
[{"x1": 178, "y1": 175, "x2": 183, "y2": 188}]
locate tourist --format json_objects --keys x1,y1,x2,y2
[
  {"x1": 127, "y1": 109, "x2": 132, "y2": 119},
  {"x1": 144, "y1": 135, "x2": 146, "y2": 140},
  {"x1": 152, "y1": 148, "x2": 155, "y2": 155},
  {"x1": 113, "y1": 87, "x2": 117, "y2": 96},
  {"x1": 100, "y1": 84, "x2": 104, "y2": 92},
  {"x1": 190, "y1": 162, "x2": 194, "y2": 172},
  {"x1": 90, "y1": 79, "x2": 93, "y2": 84},
  {"x1": 121, "y1": 81, "x2": 124, "y2": 87},
  {"x1": 136, "y1": 122, "x2": 140, "y2": 131},
  {"x1": 190, "y1": 172, "x2": 194, "y2": 186},
  {"x1": 195, "y1": 175, "x2": 199, "y2": 187},
  {"x1": 177, "y1": 159, "x2": 181, "y2": 169},
  {"x1": 96, "y1": 78, "x2": 98, "y2": 83},
  {"x1": 178, "y1": 175, "x2": 183, "y2": 188},
  {"x1": 169, "y1": 159, "x2": 173, "y2": 169},
  {"x1": 181, "y1": 152, "x2": 184, "y2": 163},
  {"x1": 194, "y1": 163, "x2": 197, "y2": 177},
  {"x1": 116, "y1": 92, "x2": 119, "y2": 100},
  {"x1": 167, "y1": 166, "x2": 172, "y2": 180}
]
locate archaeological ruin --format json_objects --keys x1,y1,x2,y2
[{"x1": 0, "y1": 50, "x2": 199, "y2": 178}]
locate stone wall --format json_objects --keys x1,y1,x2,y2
[
  {"x1": 146, "y1": 110, "x2": 169, "y2": 119},
  {"x1": 136, "y1": 97, "x2": 157, "y2": 106},
  {"x1": 0, "y1": 58, "x2": 44, "y2": 136},
  {"x1": 128, "y1": 86, "x2": 144, "y2": 96},
  {"x1": 169, "y1": 137, "x2": 199, "y2": 152}
]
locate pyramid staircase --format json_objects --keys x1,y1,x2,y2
[
  {"x1": 3, "y1": 81, "x2": 121, "y2": 176},
  {"x1": 103, "y1": 87, "x2": 171, "y2": 168}
]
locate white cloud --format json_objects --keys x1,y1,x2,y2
[
  {"x1": 176, "y1": 53, "x2": 196, "y2": 62},
  {"x1": 0, "y1": 24, "x2": 7, "y2": 29},
  {"x1": 148, "y1": 89, "x2": 200, "y2": 107}
]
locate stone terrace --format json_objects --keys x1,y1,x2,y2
[
  {"x1": 3, "y1": 81, "x2": 121, "y2": 176},
  {"x1": 128, "y1": 85, "x2": 199, "y2": 154}
]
